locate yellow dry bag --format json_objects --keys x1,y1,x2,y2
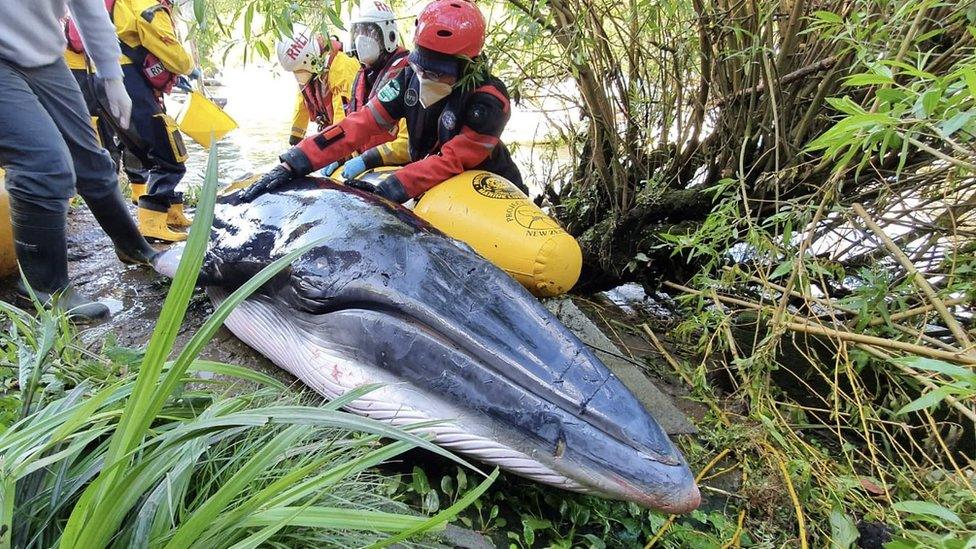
[
  {"x1": 0, "y1": 169, "x2": 18, "y2": 277},
  {"x1": 413, "y1": 171, "x2": 581, "y2": 297},
  {"x1": 176, "y1": 91, "x2": 238, "y2": 149}
]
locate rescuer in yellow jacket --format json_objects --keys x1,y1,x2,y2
[
  {"x1": 276, "y1": 26, "x2": 356, "y2": 143},
  {"x1": 115, "y1": 0, "x2": 196, "y2": 242},
  {"x1": 277, "y1": 21, "x2": 408, "y2": 177},
  {"x1": 62, "y1": 0, "x2": 194, "y2": 242}
]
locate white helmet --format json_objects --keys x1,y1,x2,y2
[
  {"x1": 350, "y1": 1, "x2": 399, "y2": 54},
  {"x1": 276, "y1": 23, "x2": 322, "y2": 73}
]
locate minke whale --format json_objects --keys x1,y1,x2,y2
[{"x1": 156, "y1": 177, "x2": 700, "y2": 513}]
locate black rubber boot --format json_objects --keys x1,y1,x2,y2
[
  {"x1": 84, "y1": 187, "x2": 160, "y2": 266},
  {"x1": 9, "y1": 199, "x2": 109, "y2": 322}
]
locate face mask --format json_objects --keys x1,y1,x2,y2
[
  {"x1": 418, "y1": 76, "x2": 453, "y2": 108},
  {"x1": 294, "y1": 70, "x2": 313, "y2": 85},
  {"x1": 355, "y1": 36, "x2": 380, "y2": 66}
]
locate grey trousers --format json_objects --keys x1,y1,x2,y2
[{"x1": 0, "y1": 57, "x2": 119, "y2": 215}]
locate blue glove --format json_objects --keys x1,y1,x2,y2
[
  {"x1": 318, "y1": 161, "x2": 340, "y2": 177},
  {"x1": 340, "y1": 156, "x2": 367, "y2": 179},
  {"x1": 189, "y1": 67, "x2": 203, "y2": 80},
  {"x1": 175, "y1": 76, "x2": 193, "y2": 92}
]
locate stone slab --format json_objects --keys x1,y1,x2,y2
[{"x1": 546, "y1": 298, "x2": 697, "y2": 435}]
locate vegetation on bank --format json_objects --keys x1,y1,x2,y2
[
  {"x1": 180, "y1": 0, "x2": 975, "y2": 545},
  {"x1": 1, "y1": 0, "x2": 973, "y2": 546}
]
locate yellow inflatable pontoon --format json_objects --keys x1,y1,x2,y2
[
  {"x1": 0, "y1": 169, "x2": 17, "y2": 277},
  {"x1": 413, "y1": 171, "x2": 581, "y2": 297}
]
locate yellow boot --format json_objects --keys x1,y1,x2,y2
[
  {"x1": 130, "y1": 182, "x2": 147, "y2": 205},
  {"x1": 138, "y1": 205, "x2": 187, "y2": 242},
  {"x1": 167, "y1": 201, "x2": 193, "y2": 229}
]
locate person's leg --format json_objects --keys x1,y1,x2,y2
[
  {"x1": 0, "y1": 59, "x2": 108, "y2": 321},
  {"x1": 23, "y1": 59, "x2": 158, "y2": 266},
  {"x1": 122, "y1": 64, "x2": 188, "y2": 241},
  {"x1": 122, "y1": 147, "x2": 149, "y2": 204}
]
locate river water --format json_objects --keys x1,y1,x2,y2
[{"x1": 170, "y1": 65, "x2": 576, "y2": 198}]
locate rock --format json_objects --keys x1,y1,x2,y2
[{"x1": 546, "y1": 297, "x2": 697, "y2": 435}]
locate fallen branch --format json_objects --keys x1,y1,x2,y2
[
  {"x1": 785, "y1": 321, "x2": 976, "y2": 365},
  {"x1": 714, "y1": 56, "x2": 839, "y2": 107},
  {"x1": 852, "y1": 203, "x2": 974, "y2": 352}
]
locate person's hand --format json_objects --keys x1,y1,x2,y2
[
  {"x1": 241, "y1": 164, "x2": 294, "y2": 202},
  {"x1": 175, "y1": 76, "x2": 193, "y2": 92},
  {"x1": 344, "y1": 178, "x2": 378, "y2": 194},
  {"x1": 102, "y1": 78, "x2": 132, "y2": 130},
  {"x1": 346, "y1": 176, "x2": 408, "y2": 203},
  {"x1": 340, "y1": 156, "x2": 367, "y2": 179},
  {"x1": 319, "y1": 161, "x2": 340, "y2": 177},
  {"x1": 189, "y1": 67, "x2": 203, "y2": 80}
]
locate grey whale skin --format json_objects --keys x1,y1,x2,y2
[{"x1": 169, "y1": 177, "x2": 700, "y2": 513}]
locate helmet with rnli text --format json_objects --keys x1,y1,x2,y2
[
  {"x1": 276, "y1": 23, "x2": 322, "y2": 73},
  {"x1": 351, "y1": 0, "x2": 400, "y2": 54},
  {"x1": 414, "y1": 0, "x2": 486, "y2": 59}
]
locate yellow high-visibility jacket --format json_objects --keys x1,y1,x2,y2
[
  {"x1": 113, "y1": 0, "x2": 193, "y2": 74},
  {"x1": 289, "y1": 51, "x2": 360, "y2": 143},
  {"x1": 64, "y1": 49, "x2": 88, "y2": 71}
]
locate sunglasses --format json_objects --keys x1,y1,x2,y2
[{"x1": 409, "y1": 62, "x2": 452, "y2": 83}]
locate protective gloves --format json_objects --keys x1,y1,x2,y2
[
  {"x1": 319, "y1": 161, "x2": 340, "y2": 177},
  {"x1": 340, "y1": 156, "x2": 367, "y2": 179},
  {"x1": 345, "y1": 175, "x2": 409, "y2": 203},
  {"x1": 102, "y1": 78, "x2": 132, "y2": 129},
  {"x1": 241, "y1": 164, "x2": 295, "y2": 202}
]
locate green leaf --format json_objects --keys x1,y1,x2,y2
[
  {"x1": 192, "y1": 0, "x2": 205, "y2": 25},
  {"x1": 940, "y1": 111, "x2": 975, "y2": 138},
  {"x1": 771, "y1": 259, "x2": 795, "y2": 280},
  {"x1": 813, "y1": 10, "x2": 842, "y2": 23},
  {"x1": 238, "y1": 507, "x2": 432, "y2": 532},
  {"x1": 896, "y1": 386, "x2": 953, "y2": 415},
  {"x1": 894, "y1": 357, "x2": 976, "y2": 386},
  {"x1": 844, "y1": 74, "x2": 894, "y2": 87},
  {"x1": 829, "y1": 508, "x2": 858, "y2": 549},
  {"x1": 876, "y1": 88, "x2": 908, "y2": 104},
  {"x1": 412, "y1": 466, "x2": 430, "y2": 494},
  {"x1": 892, "y1": 500, "x2": 963, "y2": 526},
  {"x1": 962, "y1": 68, "x2": 976, "y2": 99}
]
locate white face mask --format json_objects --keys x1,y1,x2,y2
[
  {"x1": 418, "y1": 76, "x2": 453, "y2": 108},
  {"x1": 355, "y1": 35, "x2": 380, "y2": 66},
  {"x1": 294, "y1": 70, "x2": 313, "y2": 85}
]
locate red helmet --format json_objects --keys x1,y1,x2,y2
[{"x1": 414, "y1": 0, "x2": 486, "y2": 59}]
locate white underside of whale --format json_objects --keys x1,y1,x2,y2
[{"x1": 213, "y1": 290, "x2": 588, "y2": 492}]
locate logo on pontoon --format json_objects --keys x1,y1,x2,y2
[
  {"x1": 506, "y1": 203, "x2": 562, "y2": 236},
  {"x1": 472, "y1": 173, "x2": 523, "y2": 199}
]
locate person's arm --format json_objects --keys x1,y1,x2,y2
[
  {"x1": 67, "y1": 0, "x2": 123, "y2": 79},
  {"x1": 283, "y1": 74, "x2": 408, "y2": 175},
  {"x1": 360, "y1": 118, "x2": 411, "y2": 169},
  {"x1": 290, "y1": 93, "x2": 310, "y2": 146},
  {"x1": 135, "y1": 2, "x2": 194, "y2": 74},
  {"x1": 329, "y1": 53, "x2": 359, "y2": 124},
  {"x1": 386, "y1": 88, "x2": 510, "y2": 198}
]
